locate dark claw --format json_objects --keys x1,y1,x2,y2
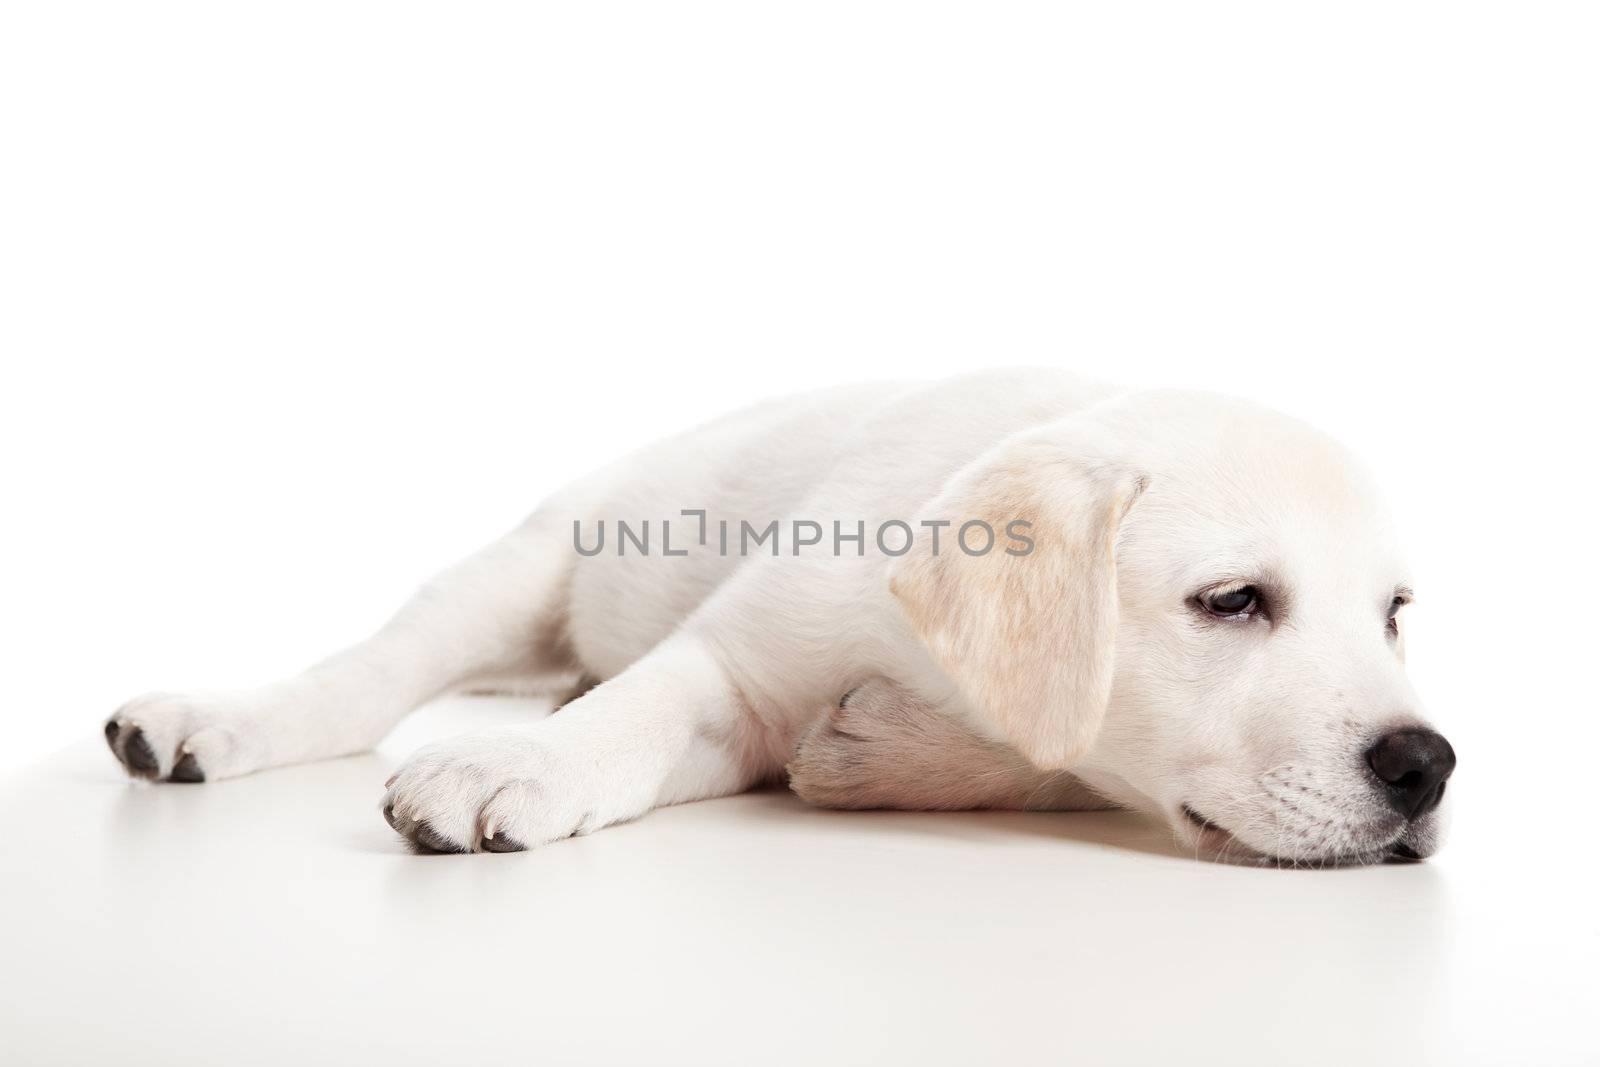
[
  {"x1": 122, "y1": 728, "x2": 159, "y2": 777},
  {"x1": 410, "y1": 821, "x2": 466, "y2": 854},
  {"x1": 480, "y1": 834, "x2": 526, "y2": 854},
  {"x1": 169, "y1": 751, "x2": 205, "y2": 783},
  {"x1": 382, "y1": 803, "x2": 400, "y2": 831},
  {"x1": 104, "y1": 720, "x2": 121, "y2": 753}
]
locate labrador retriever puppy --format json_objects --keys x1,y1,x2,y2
[{"x1": 104, "y1": 369, "x2": 1454, "y2": 864}]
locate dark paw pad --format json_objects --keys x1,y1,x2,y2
[
  {"x1": 409, "y1": 821, "x2": 467, "y2": 854},
  {"x1": 121, "y1": 727, "x2": 160, "y2": 777},
  {"x1": 169, "y1": 750, "x2": 206, "y2": 783},
  {"x1": 480, "y1": 833, "x2": 526, "y2": 854}
]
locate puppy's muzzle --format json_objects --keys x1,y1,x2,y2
[{"x1": 1366, "y1": 727, "x2": 1456, "y2": 820}]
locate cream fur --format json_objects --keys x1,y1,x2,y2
[{"x1": 104, "y1": 369, "x2": 1448, "y2": 864}]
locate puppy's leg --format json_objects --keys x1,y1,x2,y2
[
  {"x1": 105, "y1": 513, "x2": 578, "y2": 783},
  {"x1": 381, "y1": 634, "x2": 766, "y2": 852},
  {"x1": 788, "y1": 679, "x2": 1114, "y2": 812}
]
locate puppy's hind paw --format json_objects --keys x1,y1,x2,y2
[
  {"x1": 169, "y1": 749, "x2": 206, "y2": 783},
  {"x1": 104, "y1": 691, "x2": 266, "y2": 783},
  {"x1": 104, "y1": 720, "x2": 162, "y2": 779}
]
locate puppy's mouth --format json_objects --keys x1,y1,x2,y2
[
  {"x1": 1178, "y1": 803, "x2": 1414, "y2": 867},
  {"x1": 1181, "y1": 804, "x2": 1225, "y2": 834},
  {"x1": 1181, "y1": 803, "x2": 1254, "y2": 860}
]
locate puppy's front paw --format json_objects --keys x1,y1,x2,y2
[
  {"x1": 788, "y1": 678, "x2": 928, "y2": 807},
  {"x1": 381, "y1": 730, "x2": 597, "y2": 854},
  {"x1": 105, "y1": 691, "x2": 267, "y2": 783},
  {"x1": 789, "y1": 678, "x2": 1009, "y2": 810}
]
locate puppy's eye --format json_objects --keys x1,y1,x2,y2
[
  {"x1": 1387, "y1": 593, "x2": 1410, "y2": 635},
  {"x1": 1201, "y1": 585, "x2": 1261, "y2": 618}
]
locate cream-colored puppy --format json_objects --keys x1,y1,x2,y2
[{"x1": 104, "y1": 369, "x2": 1454, "y2": 864}]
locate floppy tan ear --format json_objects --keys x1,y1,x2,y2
[{"x1": 889, "y1": 422, "x2": 1147, "y2": 770}]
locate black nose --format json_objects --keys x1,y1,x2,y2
[{"x1": 1366, "y1": 728, "x2": 1456, "y2": 819}]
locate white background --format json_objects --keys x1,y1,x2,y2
[{"x1": 1, "y1": 5, "x2": 1596, "y2": 1058}]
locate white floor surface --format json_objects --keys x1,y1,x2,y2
[{"x1": 1, "y1": 697, "x2": 1592, "y2": 1066}]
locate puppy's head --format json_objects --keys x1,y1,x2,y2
[{"x1": 892, "y1": 390, "x2": 1452, "y2": 866}]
